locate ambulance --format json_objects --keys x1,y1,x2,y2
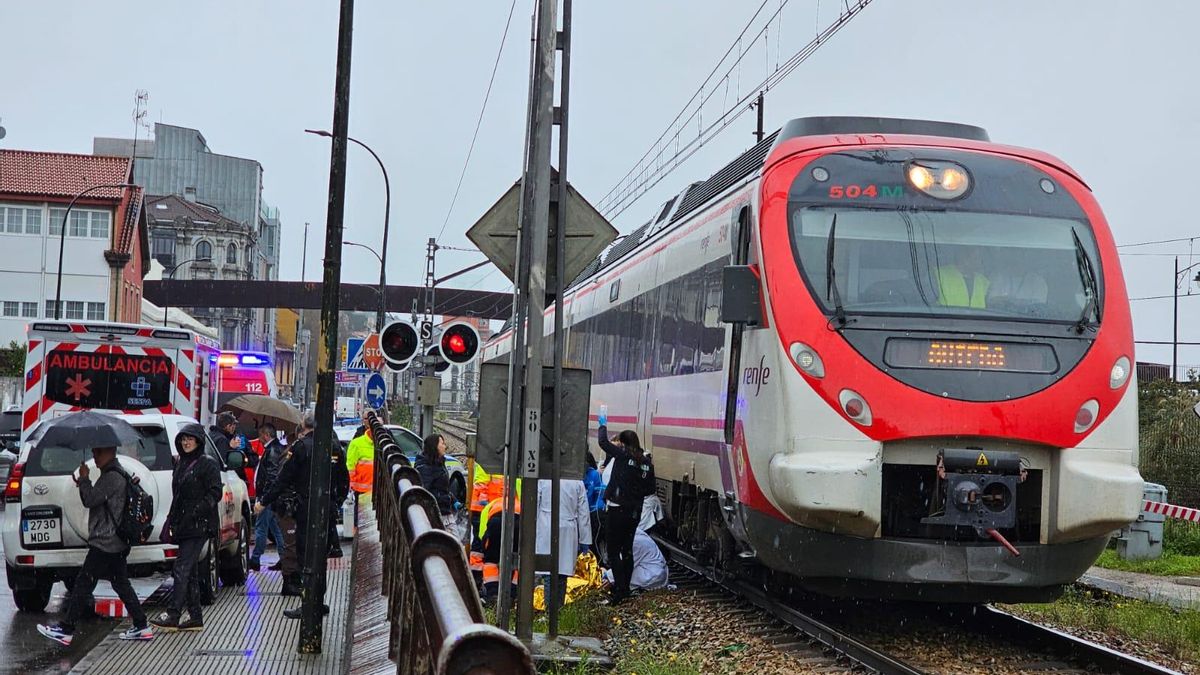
[{"x1": 21, "y1": 320, "x2": 221, "y2": 439}]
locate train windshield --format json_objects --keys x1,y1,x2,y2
[{"x1": 791, "y1": 207, "x2": 1103, "y2": 325}]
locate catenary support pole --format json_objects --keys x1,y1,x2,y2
[
  {"x1": 514, "y1": 0, "x2": 559, "y2": 640},
  {"x1": 496, "y1": 5, "x2": 542, "y2": 629},
  {"x1": 299, "y1": 0, "x2": 353, "y2": 653},
  {"x1": 548, "y1": 0, "x2": 572, "y2": 638}
]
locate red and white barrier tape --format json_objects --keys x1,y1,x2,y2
[{"x1": 1143, "y1": 500, "x2": 1200, "y2": 523}]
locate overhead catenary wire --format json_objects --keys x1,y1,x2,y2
[
  {"x1": 1117, "y1": 236, "x2": 1199, "y2": 249},
  {"x1": 595, "y1": 0, "x2": 780, "y2": 210},
  {"x1": 599, "y1": 0, "x2": 874, "y2": 220},
  {"x1": 435, "y1": 0, "x2": 520, "y2": 244}
]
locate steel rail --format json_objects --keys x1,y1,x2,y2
[
  {"x1": 655, "y1": 537, "x2": 925, "y2": 675},
  {"x1": 964, "y1": 605, "x2": 1182, "y2": 675}
]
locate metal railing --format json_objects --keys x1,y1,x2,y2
[{"x1": 365, "y1": 410, "x2": 533, "y2": 675}]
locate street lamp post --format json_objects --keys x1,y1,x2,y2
[
  {"x1": 161, "y1": 257, "x2": 212, "y2": 326},
  {"x1": 1173, "y1": 256, "x2": 1200, "y2": 380},
  {"x1": 305, "y1": 130, "x2": 391, "y2": 330},
  {"x1": 54, "y1": 183, "x2": 136, "y2": 319},
  {"x1": 343, "y1": 240, "x2": 385, "y2": 328}
]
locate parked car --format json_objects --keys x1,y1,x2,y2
[
  {"x1": 332, "y1": 423, "x2": 467, "y2": 503},
  {"x1": 0, "y1": 407, "x2": 21, "y2": 485},
  {"x1": 2, "y1": 413, "x2": 252, "y2": 611}
]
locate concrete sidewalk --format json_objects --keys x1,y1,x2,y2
[
  {"x1": 1080, "y1": 566, "x2": 1200, "y2": 610},
  {"x1": 69, "y1": 552, "x2": 353, "y2": 675}
]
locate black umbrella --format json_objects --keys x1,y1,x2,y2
[{"x1": 33, "y1": 411, "x2": 141, "y2": 451}]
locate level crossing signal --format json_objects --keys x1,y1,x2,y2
[
  {"x1": 378, "y1": 320, "x2": 419, "y2": 371},
  {"x1": 439, "y1": 322, "x2": 480, "y2": 365}
]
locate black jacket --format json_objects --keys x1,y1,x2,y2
[
  {"x1": 597, "y1": 424, "x2": 655, "y2": 509},
  {"x1": 414, "y1": 453, "x2": 453, "y2": 514},
  {"x1": 261, "y1": 433, "x2": 310, "y2": 514},
  {"x1": 330, "y1": 446, "x2": 350, "y2": 512},
  {"x1": 254, "y1": 439, "x2": 286, "y2": 498},
  {"x1": 170, "y1": 424, "x2": 223, "y2": 540}
]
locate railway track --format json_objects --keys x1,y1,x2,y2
[
  {"x1": 656, "y1": 536, "x2": 1181, "y2": 674},
  {"x1": 658, "y1": 537, "x2": 924, "y2": 674},
  {"x1": 432, "y1": 417, "x2": 475, "y2": 455}
]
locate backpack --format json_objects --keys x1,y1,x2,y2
[{"x1": 103, "y1": 464, "x2": 156, "y2": 548}]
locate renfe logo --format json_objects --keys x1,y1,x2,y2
[{"x1": 743, "y1": 355, "x2": 771, "y2": 396}]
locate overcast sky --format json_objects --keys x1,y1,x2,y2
[{"x1": 3, "y1": 1, "x2": 1198, "y2": 370}]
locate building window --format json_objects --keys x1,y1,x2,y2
[
  {"x1": 227, "y1": 243, "x2": 237, "y2": 264},
  {"x1": 90, "y1": 211, "x2": 110, "y2": 239},
  {"x1": 0, "y1": 205, "x2": 42, "y2": 235},
  {"x1": 25, "y1": 209, "x2": 41, "y2": 234},
  {"x1": 2, "y1": 302, "x2": 17, "y2": 317},
  {"x1": 69, "y1": 211, "x2": 88, "y2": 237},
  {"x1": 87, "y1": 302, "x2": 105, "y2": 320},
  {"x1": 49, "y1": 208, "x2": 112, "y2": 239},
  {"x1": 196, "y1": 240, "x2": 213, "y2": 261},
  {"x1": 22, "y1": 302, "x2": 37, "y2": 318},
  {"x1": 65, "y1": 301, "x2": 86, "y2": 320},
  {"x1": 150, "y1": 228, "x2": 176, "y2": 268}
]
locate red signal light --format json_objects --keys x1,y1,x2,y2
[
  {"x1": 379, "y1": 321, "x2": 419, "y2": 369},
  {"x1": 438, "y1": 322, "x2": 480, "y2": 366}
]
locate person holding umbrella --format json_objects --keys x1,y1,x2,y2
[{"x1": 36, "y1": 413, "x2": 153, "y2": 645}]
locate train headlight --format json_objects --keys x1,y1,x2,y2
[
  {"x1": 1110, "y1": 356, "x2": 1131, "y2": 389},
  {"x1": 906, "y1": 160, "x2": 971, "y2": 200},
  {"x1": 789, "y1": 342, "x2": 824, "y2": 378},
  {"x1": 838, "y1": 389, "x2": 873, "y2": 426},
  {"x1": 1074, "y1": 399, "x2": 1099, "y2": 433}
]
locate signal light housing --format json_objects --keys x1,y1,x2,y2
[
  {"x1": 379, "y1": 320, "x2": 420, "y2": 370},
  {"x1": 426, "y1": 345, "x2": 450, "y2": 374},
  {"x1": 439, "y1": 322, "x2": 480, "y2": 366}
]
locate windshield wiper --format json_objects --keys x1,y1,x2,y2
[
  {"x1": 826, "y1": 214, "x2": 847, "y2": 327},
  {"x1": 1071, "y1": 229, "x2": 1100, "y2": 334}
]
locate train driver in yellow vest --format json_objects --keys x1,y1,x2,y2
[{"x1": 937, "y1": 246, "x2": 990, "y2": 309}]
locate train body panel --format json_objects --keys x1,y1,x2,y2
[{"x1": 485, "y1": 117, "x2": 1141, "y2": 602}]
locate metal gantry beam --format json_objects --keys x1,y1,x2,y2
[{"x1": 143, "y1": 280, "x2": 513, "y2": 320}]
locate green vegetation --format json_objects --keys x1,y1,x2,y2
[
  {"x1": 0, "y1": 341, "x2": 25, "y2": 377},
  {"x1": 1012, "y1": 586, "x2": 1200, "y2": 665},
  {"x1": 1165, "y1": 519, "x2": 1200, "y2": 556},
  {"x1": 1138, "y1": 378, "x2": 1200, "y2": 507},
  {"x1": 1094, "y1": 549, "x2": 1200, "y2": 577}
]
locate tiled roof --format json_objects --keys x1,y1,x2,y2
[
  {"x1": 146, "y1": 193, "x2": 245, "y2": 230},
  {"x1": 116, "y1": 187, "x2": 144, "y2": 256},
  {"x1": 0, "y1": 149, "x2": 131, "y2": 199}
]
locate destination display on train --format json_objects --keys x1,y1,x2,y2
[{"x1": 884, "y1": 339, "x2": 1057, "y2": 374}]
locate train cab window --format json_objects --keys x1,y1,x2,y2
[{"x1": 791, "y1": 208, "x2": 1103, "y2": 325}]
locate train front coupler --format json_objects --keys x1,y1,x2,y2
[{"x1": 922, "y1": 448, "x2": 1025, "y2": 557}]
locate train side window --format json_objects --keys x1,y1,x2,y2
[
  {"x1": 731, "y1": 206, "x2": 753, "y2": 265},
  {"x1": 609, "y1": 279, "x2": 621, "y2": 302}
]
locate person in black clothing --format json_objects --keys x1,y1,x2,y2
[
  {"x1": 596, "y1": 423, "x2": 654, "y2": 605},
  {"x1": 415, "y1": 434, "x2": 464, "y2": 542},
  {"x1": 259, "y1": 417, "x2": 315, "y2": 609},
  {"x1": 211, "y1": 412, "x2": 254, "y2": 482},
  {"x1": 327, "y1": 443, "x2": 350, "y2": 558},
  {"x1": 152, "y1": 424, "x2": 222, "y2": 631},
  {"x1": 250, "y1": 422, "x2": 287, "y2": 571}
]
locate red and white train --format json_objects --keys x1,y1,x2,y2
[{"x1": 485, "y1": 117, "x2": 1142, "y2": 602}]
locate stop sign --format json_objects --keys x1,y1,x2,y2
[{"x1": 361, "y1": 334, "x2": 385, "y2": 371}]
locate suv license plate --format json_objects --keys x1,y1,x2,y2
[{"x1": 22, "y1": 517, "x2": 62, "y2": 546}]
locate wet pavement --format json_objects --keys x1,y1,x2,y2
[{"x1": 0, "y1": 505, "x2": 166, "y2": 675}]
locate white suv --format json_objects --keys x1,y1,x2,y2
[{"x1": 3, "y1": 413, "x2": 252, "y2": 611}]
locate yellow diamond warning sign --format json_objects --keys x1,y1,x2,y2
[{"x1": 976, "y1": 452, "x2": 989, "y2": 467}]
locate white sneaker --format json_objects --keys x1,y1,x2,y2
[{"x1": 118, "y1": 625, "x2": 154, "y2": 641}]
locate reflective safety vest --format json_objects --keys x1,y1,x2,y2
[
  {"x1": 478, "y1": 496, "x2": 522, "y2": 539},
  {"x1": 346, "y1": 434, "x2": 375, "y2": 494},
  {"x1": 937, "y1": 265, "x2": 989, "y2": 309},
  {"x1": 470, "y1": 464, "x2": 491, "y2": 513}
]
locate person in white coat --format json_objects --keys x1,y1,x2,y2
[{"x1": 536, "y1": 478, "x2": 592, "y2": 604}]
